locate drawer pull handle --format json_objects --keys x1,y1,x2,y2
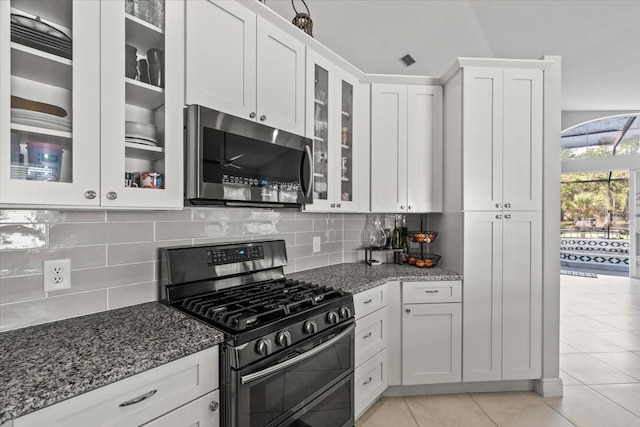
[
  {"x1": 425, "y1": 290, "x2": 440, "y2": 294},
  {"x1": 363, "y1": 377, "x2": 373, "y2": 385},
  {"x1": 362, "y1": 332, "x2": 372, "y2": 339},
  {"x1": 118, "y1": 389, "x2": 157, "y2": 407},
  {"x1": 363, "y1": 299, "x2": 373, "y2": 304}
]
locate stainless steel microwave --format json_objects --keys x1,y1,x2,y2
[{"x1": 184, "y1": 105, "x2": 313, "y2": 207}]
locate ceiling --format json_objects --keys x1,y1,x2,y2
[{"x1": 264, "y1": 0, "x2": 640, "y2": 112}]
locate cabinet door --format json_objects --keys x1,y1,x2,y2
[
  {"x1": 632, "y1": 170, "x2": 640, "y2": 279},
  {"x1": 502, "y1": 211, "x2": 542, "y2": 380},
  {"x1": 370, "y1": 83, "x2": 407, "y2": 212},
  {"x1": 142, "y1": 390, "x2": 219, "y2": 427},
  {"x1": 462, "y1": 211, "x2": 502, "y2": 382},
  {"x1": 502, "y1": 68, "x2": 543, "y2": 211},
  {"x1": 256, "y1": 18, "x2": 305, "y2": 136},
  {"x1": 402, "y1": 303, "x2": 462, "y2": 385},
  {"x1": 185, "y1": 0, "x2": 256, "y2": 121},
  {"x1": 1, "y1": 0, "x2": 101, "y2": 206},
  {"x1": 407, "y1": 85, "x2": 443, "y2": 213},
  {"x1": 304, "y1": 50, "x2": 336, "y2": 211},
  {"x1": 335, "y1": 68, "x2": 360, "y2": 212},
  {"x1": 100, "y1": 0, "x2": 184, "y2": 208},
  {"x1": 462, "y1": 68, "x2": 503, "y2": 211}
]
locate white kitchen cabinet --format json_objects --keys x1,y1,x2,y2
[
  {"x1": 462, "y1": 211, "x2": 542, "y2": 382},
  {"x1": 401, "y1": 281, "x2": 462, "y2": 385},
  {"x1": 13, "y1": 346, "x2": 219, "y2": 427},
  {"x1": 143, "y1": 390, "x2": 219, "y2": 427},
  {"x1": 370, "y1": 83, "x2": 443, "y2": 213},
  {"x1": 304, "y1": 49, "x2": 365, "y2": 212},
  {"x1": 354, "y1": 284, "x2": 389, "y2": 420},
  {"x1": 1, "y1": 0, "x2": 184, "y2": 209},
  {"x1": 185, "y1": 0, "x2": 305, "y2": 136},
  {"x1": 463, "y1": 67, "x2": 543, "y2": 212}
]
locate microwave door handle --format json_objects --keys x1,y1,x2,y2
[
  {"x1": 302, "y1": 145, "x2": 313, "y2": 198},
  {"x1": 240, "y1": 323, "x2": 355, "y2": 385}
]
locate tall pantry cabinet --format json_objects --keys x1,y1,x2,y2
[{"x1": 437, "y1": 59, "x2": 552, "y2": 383}]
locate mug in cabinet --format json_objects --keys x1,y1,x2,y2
[{"x1": 139, "y1": 172, "x2": 163, "y2": 189}]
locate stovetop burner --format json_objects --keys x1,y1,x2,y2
[{"x1": 180, "y1": 279, "x2": 346, "y2": 332}]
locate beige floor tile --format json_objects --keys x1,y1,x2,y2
[
  {"x1": 544, "y1": 385, "x2": 640, "y2": 427},
  {"x1": 404, "y1": 394, "x2": 496, "y2": 427},
  {"x1": 560, "y1": 331, "x2": 628, "y2": 353},
  {"x1": 589, "y1": 352, "x2": 640, "y2": 380},
  {"x1": 356, "y1": 397, "x2": 418, "y2": 427},
  {"x1": 589, "y1": 315, "x2": 640, "y2": 330},
  {"x1": 591, "y1": 384, "x2": 640, "y2": 418},
  {"x1": 560, "y1": 342, "x2": 582, "y2": 354},
  {"x1": 560, "y1": 353, "x2": 639, "y2": 385},
  {"x1": 470, "y1": 391, "x2": 573, "y2": 427},
  {"x1": 560, "y1": 370, "x2": 582, "y2": 386},
  {"x1": 590, "y1": 331, "x2": 640, "y2": 351},
  {"x1": 560, "y1": 316, "x2": 618, "y2": 332}
]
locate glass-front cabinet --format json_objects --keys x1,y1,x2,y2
[
  {"x1": 0, "y1": 0, "x2": 183, "y2": 208},
  {"x1": 305, "y1": 49, "x2": 363, "y2": 212}
]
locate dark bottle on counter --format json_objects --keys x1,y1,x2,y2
[{"x1": 392, "y1": 219, "x2": 401, "y2": 249}]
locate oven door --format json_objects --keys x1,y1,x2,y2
[{"x1": 229, "y1": 322, "x2": 355, "y2": 427}]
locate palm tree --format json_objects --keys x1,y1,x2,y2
[{"x1": 568, "y1": 192, "x2": 605, "y2": 236}]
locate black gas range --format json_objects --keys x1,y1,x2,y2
[{"x1": 162, "y1": 240, "x2": 355, "y2": 427}]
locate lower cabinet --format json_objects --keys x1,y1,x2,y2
[
  {"x1": 13, "y1": 347, "x2": 219, "y2": 427},
  {"x1": 354, "y1": 284, "x2": 389, "y2": 420},
  {"x1": 401, "y1": 281, "x2": 462, "y2": 385}
]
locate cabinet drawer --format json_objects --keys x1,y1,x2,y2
[
  {"x1": 14, "y1": 347, "x2": 218, "y2": 427},
  {"x1": 142, "y1": 390, "x2": 219, "y2": 427},
  {"x1": 354, "y1": 285, "x2": 387, "y2": 319},
  {"x1": 355, "y1": 307, "x2": 387, "y2": 368},
  {"x1": 355, "y1": 349, "x2": 388, "y2": 421},
  {"x1": 402, "y1": 281, "x2": 462, "y2": 303}
]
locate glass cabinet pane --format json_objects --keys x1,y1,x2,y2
[
  {"x1": 313, "y1": 64, "x2": 330, "y2": 201},
  {"x1": 124, "y1": 0, "x2": 166, "y2": 191},
  {"x1": 340, "y1": 79, "x2": 354, "y2": 202},
  {"x1": 9, "y1": 0, "x2": 73, "y2": 183}
]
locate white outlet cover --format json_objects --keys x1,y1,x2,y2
[
  {"x1": 43, "y1": 259, "x2": 71, "y2": 292},
  {"x1": 313, "y1": 236, "x2": 321, "y2": 253}
]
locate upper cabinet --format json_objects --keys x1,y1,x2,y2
[
  {"x1": 1, "y1": 0, "x2": 184, "y2": 209},
  {"x1": 304, "y1": 49, "x2": 367, "y2": 212},
  {"x1": 185, "y1": 0, "x2": 305, "y2": 137},
  {"x1": 370, "y1": 83, "x2": 443, "y2": 213},
  {"x1": 462, "y1": 67, "x2": 543, "y2": 212}
]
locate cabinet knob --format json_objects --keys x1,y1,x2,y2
[
  {"x1": 260, "y1": 115, "x2": 267, "y2": 121},
  {"x1": 505, "y1": 214, "x2": 512, "y2": 219},
  {"x1": 405, "y1": 308, "x2": 411, "y2": 313},
  {"x1": 495, "y1": 203, "x2": 502, "y2": 208},
  {"x1": 331, "y1": 203, "x2": 336, "y2": 208},
  {"x1": 336, "y1": 203, "x2": 341, "y2": 208},
  {"x1": 504, "y1": 203, "x2": 512, "y2": 208},
  {"x1": 209, "y1": 401, "x2": 219, "y2": 412},
  {"x1": 408, "y1": 205, "x2": 413, "y2": 210},
  {"x1": 400, "y1": 205, "x2": 405, "y2": 210},
  {"x1": 496, "y1": 214, "x2": 503, "y2": 219},
  {"x1": 106, "y1": 191, "x2": 118, "y2": 200},
  {"x1": 250, "y1": 112, "x2": 256, "y2": 119},
  {"x1": 84, "y1": 190, "x2": 97, "y2": 200}
]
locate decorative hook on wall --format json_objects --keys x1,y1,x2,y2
[{"x1": 291, "y1": 0, "x2": 313, "y2": 37}]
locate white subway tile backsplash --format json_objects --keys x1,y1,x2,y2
[
  {"x1": 0, "y1": 290, "x2": 107, "y2": 331},
  {"x1": 0, "y1": 207, "x2": 372, "y2": 329}
]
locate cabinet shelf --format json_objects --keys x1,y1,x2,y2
[
  {"x1": 341, "y1": 144, "x2": 350, "y2": 149},
  {"x1": 341, "y1": 111, "x2": 350, "y2": 117},
  {"x1": 313, "y1": 172, "x2": 325, "y2": 178},
  {"x1": 314, "y1": 136, "x2": 325, "y2": 142},
  {"x1": 314, "y1": 98, "x2": 327, "y2": 106},
  {"x1": 125, "y1": 13, "x2": 164, "y2": 53},
  {"x1": 125, "y1": 142, "x2": 164, "y2": 161},
  {"x1": 125, "y1": 78, "x2": 164, "y2": 109},
  {"x1": 11, "y1": 123, "x2": 72, "y2": 140},
  {"x1": 11, "y1": 42, "x2": 72, "y2": 90},
  {"x1": 341, "y1": 177, "x2": 350, "y2": 182}
]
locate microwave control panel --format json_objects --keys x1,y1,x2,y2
[
  {"x1": 206, "y1": 245, "x2": 264, "y2": 266},
  {"x1": 223, "y1": 174, "x2": 299, "y2": 191}
]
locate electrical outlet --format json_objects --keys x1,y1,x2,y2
[
  {"x1": 313, "y1": 236, "x2": 321, "y2": 253},
  {"x1": 43, "y1": 259, "x2": 71, "y2": 292}
]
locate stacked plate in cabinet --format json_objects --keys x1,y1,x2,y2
[
  {"x1": 11, "y1": 109, "x2": 71, "y2": 132},
  {"x1": 10, "y1": 14, "x2": 72, "y2": 60},
  {"x1": 125, "y1": 121, "x2": 158, "y2": 146}
]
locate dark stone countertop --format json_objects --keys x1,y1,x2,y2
[
  {"x1": 0, "y1": 302, "x2": 224, "y2": 425},
  {"x1": 289, "y1": 262, "x2": 462, "y2": 294}
]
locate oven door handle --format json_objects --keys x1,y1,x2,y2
[{"x1": 240, "y1": 323, "x2": 355, "y2": 385}]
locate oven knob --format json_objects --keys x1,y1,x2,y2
[
  {"x1": 256, "y1": 338, "x2": 273, "y2": 356},
  {"x1": 303, "y1": 320, "x2": 317, "y2": 335},
  {"x1": 327, "y1": 311, "x2": 339, "y2": 325},
  {"x1": 339, "y1": 307, "x2": 352, "y2": 319},
  {"x1": 276, "y1": 330, "x2": 292, "y2": 347}
]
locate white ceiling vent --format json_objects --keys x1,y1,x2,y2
[{"x1": 399, "y1": 54, "x2": 416, "y2": 67}]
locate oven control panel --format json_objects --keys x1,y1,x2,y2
[{"x1": 206, "y1": 245, "x2": 264, "y2": 266}]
